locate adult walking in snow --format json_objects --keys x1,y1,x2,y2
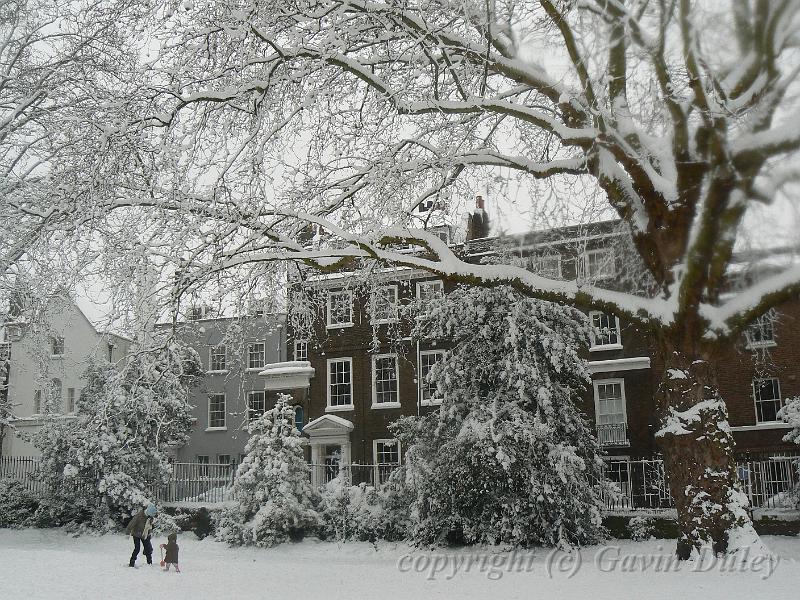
[{"x1": 126, "y1": 503, "x2": 157, "y2": 567}]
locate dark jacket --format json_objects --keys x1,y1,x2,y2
[
  {"x1": 126, "y1": 509, "x2": 152, "y2": 539},
  {"x1": 164, "y1": 533, "x2": 179, "y2": 564}
]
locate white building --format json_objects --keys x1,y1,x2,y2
[{"x1": 0, "y1": 297, "x2": 130, "y2": 457}]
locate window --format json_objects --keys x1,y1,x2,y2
[
  {"x1": 247, "y1": 391, "x2": 266, "y2": 421},
  {"x1": 589, "y1": 312, "x2": 622, "y2": 349},
  {"x1": 247, "y1": 342, "x2": 265, "y2": 370},
  {"x1": 371, "y1": 286, "x2": 399, "y2": 324},
  {"x1": 294, "y1": 405, "x2": 304, "y2": 432},
  {"x1": 416, "y1": 280, "x2": 444, "y2": 307},
  {"x1": 196, "y1": 455, "x2": 209, "y2": 476},
  {"x1": 753, "y1": 378, "x2": 782, "y2": 423},
  {"x1": 373, "y1": 439, "x2": 401, "y2": 485},
  {"x1": 0, "y1": 342, "x2": 10, "y2": 361},
  {"x1": 746, "y1": 311, "x2": 777, "y2": 348},
  {"x1": 294, "y1": 339, "x2": 308, "y2": 361},
  {"x1": 593, "y1": 380, "x2": 628, "y2": 445},
  {"x1": 582, "y1": 248, "x2": 615, "y2": 280},
  {"x1": 50, "y1": 336, "x2": 65, "y2": 357},
  {"x1": 419, "y1": 350, "x2": 444, "y2": 405},
  {"x1": 372, "y1": 354, "x2": 399, "y2": 406},
  {"x1": 533, "y1": 254, "x2": 562, "y2": 279},
  {"x1": 187, "y1": 306, "x2": 204, "y2": 321},
  {"x1": 67, "y1": 388, "x2": 76, "y2": 413},
  {"x1": 33, "y1": 390, "x2": 41, "y2": 414},
  {"x1": 327, "y1": 290, "x2": 353, "y2": 327},
  {"x1": 209, "y1": 345, "x2": 227, "y2": 371},
  {"x1": 217, "y1": 454, "x2": 232, "y2": 465},
  {"x1": 197, "y1": 455, "x2": 210, "y2": 464},
  {"x1": 49, "y1": 378, "x2": 62, "y2": 413},
  {"x1": 208, "y1": 393, "x2": 226, "y2": 429},
  {"x1": 327, "y1": 358, "x2": 353, "y2": 410}
]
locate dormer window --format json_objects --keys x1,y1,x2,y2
[
  {"x1": 582, "y1": 248, "x2": 615, "y2": 280},
  {"x1": 533, "y1": 254, "x2": 562, "y2": 279},
  {"x1": 187, "y1": 306, "x2": 204, "y2": 321}
]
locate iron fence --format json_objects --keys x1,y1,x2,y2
[{"x1": 2, "y1": 455, "x2": 798, "y2": 511}]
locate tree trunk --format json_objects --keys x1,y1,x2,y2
[{"x1": 654, "y1": 342, "x2": 763, "y2": 559}]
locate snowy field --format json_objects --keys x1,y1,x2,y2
[{"x1": 1, "y1": 529, "x2": 800, "y2": 599}]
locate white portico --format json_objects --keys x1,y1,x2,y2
[{"x1": 302, "y1": 414, "x2": 354, "y2": 487}]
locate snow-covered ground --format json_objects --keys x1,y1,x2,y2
[{"x1": 1, "y1": 529, "x2": 799, "y2": 599}]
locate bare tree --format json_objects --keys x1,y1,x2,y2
[{"x1": 5, "y1": 0, "x2": 800, "y2": 556}]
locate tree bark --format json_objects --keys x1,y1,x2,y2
[{"x1": 654, "y1": 340, "x2": 760, "y2": 559}]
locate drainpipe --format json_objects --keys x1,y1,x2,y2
[{"x1": 416, "y1": 339, "x2": 421, "y2": 416}]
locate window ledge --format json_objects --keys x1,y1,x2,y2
[
  {"x1": 205, "y1": 427, "x2": 228, "y2": 432},
  {"x1": 49, "y1": 355, "x2": 64, "y2": 360},
  {"x1": 745, "y1": 341, "x2": 777, "y2": 350},
  {"x1": 326, "y1": 405, "x2": 354, "y2": 413},
  {"x1": 326, "y1": 323, "x2": 354, "y2": 330},
  {"x1": 206, "y1": 369, "x2": 229, "y2": 375},
  {"x1": 245, "y1": 367, "x2": 265, "y2": 372},
  {"x1": 589, "y1": 344, "x2": 623, "y2": 352},
  {"x1": 371, "y1": 402, "x2": 401, "y2": 409},
  {"x1": 420, "y1": 400, "x2": 443, "y2": 407},
  {"x1": 371, "y1": 319, "x2": 399, "y2": 326},
  {"x1": 730, "y1": 422, "x2": 792, "y2": 431}
]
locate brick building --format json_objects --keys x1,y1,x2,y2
[{"x1": 282, "y1": 203, "x2": 800, "y2": 487}]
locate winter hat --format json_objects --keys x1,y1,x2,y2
[{"x1": 145, "y1": 503, "x2": 157, "y2": 517}]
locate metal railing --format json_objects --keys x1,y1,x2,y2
[
  {"x1": 310, "y1": 463, "x2": 400, "y2": 487},
  {"x1": 596, "y1": 423, "x2": 630, "y2": 447},
  {"x1": 2, "y1": 456, "x2": 798, "y2": 511},
  {"x1": 155, "y1": 462, "x2": 236, "y2": 504}
]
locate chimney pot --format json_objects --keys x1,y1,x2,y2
[{"x1": 476, "y1": 195, "x2": 484, "y2": 210}]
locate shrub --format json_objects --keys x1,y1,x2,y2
[{"x1": 0, "y1": 478, "x2": 40, "y2": 528}]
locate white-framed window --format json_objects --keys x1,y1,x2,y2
[
  {"x1": 33, "y1": 390, "x2": 41, "y2": 415},
  {"x1": 533, "y1": 254, "x2": 562, "y2": 279},
  {"x1": 419, "y1": 350, "x2": 444, "y2": 405},
  {"x1": 753, "y1": 378, "x2": 782, "y2": 423},
  {"x1": 217, "y1": 454, "x2": 232, "y2": 465},
  {"x1": 582, "y1": 248, "x2": 615, "y2": 280},
  {"x1": 50, "y1": 336, "x2": 65, "y2": 357},
  {"x1": 247, "y1": 391, "x2": 266, "y2": 421},
  {"x1": 293, "y1": 339, "x2": 308, "y2": 361},
  {"x1": 593, "y1": 379, "x2": 628, "y2": 445},
  {"x1": 187, "y1": 306, "x2": 205, "y2": 321},
  {"x1": 209, "y1": 345, "x2": 227, "y2": 371},
  {"x1": 372, "y1": 354, "x2": 399, "y2": 407},
  {"x1": 327, "y1": 290, "x2": 353, "y2": 328},
  {"x1": 373, "y1": 439, "x2": 401, "y2": 485},
  {"x1": 746, "y1": 310, "x2": 777, "y2": 348},
  {"x1": 208, "y1": 393, "x2": 226, "y2": 429},
  {"x1": 196, "y1": 455, "x2": 210, "y2": 464},
  {"x1": 67, "y1": 388, "x2": 76, "y2": 413},
  {"x1": 49, "y1": 378, "x2": 62, "y2": 414},
  {"x1": 327, "y1": 357, "x2": 353, "y2": 410},
  {"x1": 416, "y1": 279, "x2": 444, "y2": 307},
  {"x1": 589, "y1": 311, "x2": 622, "y2": 350},
  {"x1": 371, "y1": 285, "x2": 399, "y2": 324},
  {"x1": 247, "y1": 342, "x2": 265, "y2": 370}
]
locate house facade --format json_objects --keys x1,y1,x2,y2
[
  {"x1": 280, "y1": 207, "x2": 800, "y2": 490},
  {"x1": 165, "y1": 311, "x2": 290, "y2": 465},
  {"x1": 0, "y1": 297, "x2": 130, "y2": 457}
]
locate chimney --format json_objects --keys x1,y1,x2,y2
[{"x1": 466, "y1": 195, "x2": 490, "y2": 241}]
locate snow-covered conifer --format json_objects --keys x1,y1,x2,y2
[
  {"x1": 217, "y1": 394, "x2": 319, "y2": 547},
  {"x1": 393, "y1": 286, "x2": 606, "y2": 548}
]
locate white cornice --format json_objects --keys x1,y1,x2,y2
[{"x1": 588, "y1": 357, "x2": 651, "y2": 374}]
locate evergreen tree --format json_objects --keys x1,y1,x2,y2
[
  {"x1": 217, "y1": 394, "x2": 319, "y2": 547},
  {"x1": 394, "y1": 286, "x2": 607, "y2": 548},
  {"x1": 34, "y1": 343, "x2": 201, "y2": 526}
]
